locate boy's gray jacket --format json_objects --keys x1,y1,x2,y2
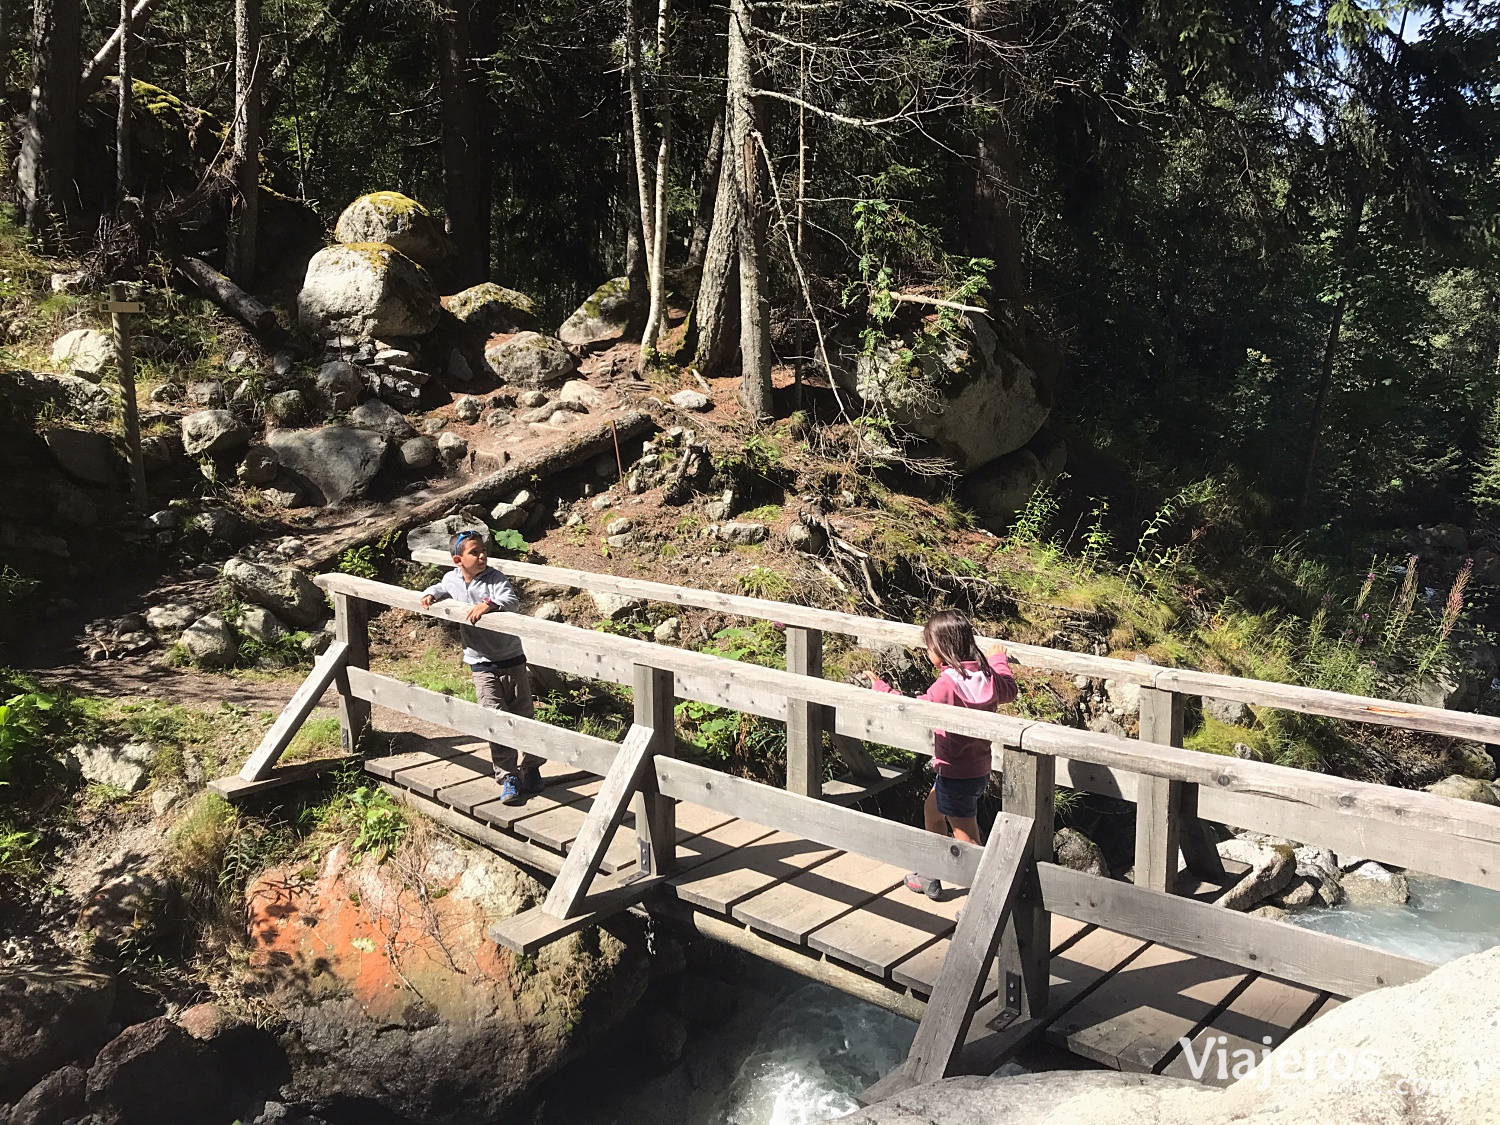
[{"x1": 421, "y1": 567, "x2": 526, "y2": 666}]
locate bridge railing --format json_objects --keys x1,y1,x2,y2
[
  {"x1": 409, "y1": 550, "x2": 1500, "y2": 893},
  {"x1": 229, "y1": 571, "x2": 1500, "y2": 1008}
]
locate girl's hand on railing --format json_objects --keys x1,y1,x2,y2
[
  {"x1": 857, "y1": 670, "x2": 878, "y2": 687},
  {"x1": 419, "y1": 594, "x2": 435, "y2": 609}
]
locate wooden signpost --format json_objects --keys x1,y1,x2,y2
[{"x1": 108, "y1": 283, "x2": 148, "y2": 510}]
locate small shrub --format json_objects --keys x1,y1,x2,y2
[
  {"x1": 338, "y1": 546, "x2": 379, "y2": 580},
  {"x1": 739, "y1": 566, "x2": 791, "y2": 601},
  {"x1": 320, "y1": 785, "x2": 407, "y2": 861},
  {"x1": 0, "y1": 691, "x2": 56, "y2": 786}
]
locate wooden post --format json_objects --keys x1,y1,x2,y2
[
  {"x1": 997, "y1": 746, "x2": 1054, "y2": 1018},
  {"x1": 1135, "y1": 684, "x2": 1183, "y2": 892},
  {"x1": 108, "y1": 283, "x2": 147, "y2": 510},
  {"x1": 785, "y1": 626, "x2": 824, "y2": 797},
  {"x1": 333, "y1": 592, "x2": 371, "y2": 754},
  {"x1": 633, "y1": 662, "x2": 676, "y2": 876}
]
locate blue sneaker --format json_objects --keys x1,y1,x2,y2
[
  {"x1": 498, "y1": 773, "x2": 523, "y2": 805},
  {"x1": 520, "y1": 768, "x2": 545, "y2": 795}
]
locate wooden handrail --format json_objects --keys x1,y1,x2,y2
[
  {"x1": 317, "y1": 572, "x2": 1500, "y2": 889},
  {"x1": 408, "y1": 549, "x2": 1500, "y2": 745}
]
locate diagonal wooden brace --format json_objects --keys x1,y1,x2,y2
[
  {"x1": 239, "y1": 641, "x2": 350, "y2": 781},
  {"x1": 898, "y1": 811, "x2": 1036, "y2": 1088},
  {"x1": 541, "y1": 723, "x2": 657, "y2": 920}
]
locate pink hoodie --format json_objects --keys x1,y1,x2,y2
[{"x1": 869, "y1": 658, "x2": 1017, "y2": 778}]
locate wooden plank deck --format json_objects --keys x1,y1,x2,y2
[{"x1": 367, "y1": 746, "x2": 1350, "y2": 1084}]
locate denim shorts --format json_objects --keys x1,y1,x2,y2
[{"x1": 934, "y1": 773, "x2": 988, "y2": 819}]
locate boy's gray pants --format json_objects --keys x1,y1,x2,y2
[{"x1": 472, "y1": 664, "x2": 543, "y2": 779}]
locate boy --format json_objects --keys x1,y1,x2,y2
[{"x1": 419, "y1": 530, "x2": 543, "y2": 804}]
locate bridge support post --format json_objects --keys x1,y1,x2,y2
[
  {"x1": 1136, "y1": 684, "x2": 1225, "y2": 888},
  {"x1": 634, "y1": 663, "x2": 677, "y2": 876},
  {"x1": 333, "y1": 592, "x2": 370, "y2": 755},
  {"x1": 785, "y1": 627, "x2": 824, "y2": 797},
  {"x1": 998, "y1": 747, "x2": 1054, "y2": 1019}
]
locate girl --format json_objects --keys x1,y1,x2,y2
[{"x1": 860, "y1": 611, "x2": 1017, "y2": 900}]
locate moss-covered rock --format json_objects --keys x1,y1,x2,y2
[
  {"x1": 443, "y1": 282, "x2": 540, "y2": 335},
  {"x1": 297, "y1": 242, "x2": 442, "y2": 341},
  {"x1": 334, "y1": 192, "x2": 453, "y2": 270},
  {"x1": 558, "y1": 276, "x2": 644, "y2": 349},
  {"x1": 483, "y1": 331, "x2": 578, "y2": 387}
]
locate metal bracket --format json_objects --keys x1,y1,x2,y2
[{"x1": 1004, "y1": 971, "x2": 1023, "y2": 1015}]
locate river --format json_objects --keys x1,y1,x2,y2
[{"x1": 532, "y1": 874, "x2": 1500, "y2": 1125}]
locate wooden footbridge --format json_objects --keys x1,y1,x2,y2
[{"x1": 213, "y1": 554, "x2": 1500, "y2": 1096}]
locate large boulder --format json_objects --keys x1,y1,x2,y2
[
  {"x1": 245, "y1": 834, "x2": 646, "y2": 1125},
  {"x1": 844, "y1": 313, "x2": 1051, "y2": 472},
  {"x1": 315, "y1": 359, "x2": 365, "y2": 411},
  {"x1": 406, "y1": 514, "x2": 489, "y2": 556},
  {"x1": 181, "y1": 409, "x2": 250, "y2": 457},
  {"x1": 1424, "y1": 773, "x2": 1499, "y2": 805},
  {"x1": 264, "y1": 426, "x2": 388, "y2": 507},
  {"x1": 483, "y1": 331, "x2": 578, "y2": 386},
  {"x1": 843, "y1": 944, "x2": 1500, "y2": 1125},
  {"x1": 86, "y1": 1015, "x2": 232, "y2": 1125},
  {"x1": 297, "y1": 243, "x2": 442, "y2": 341},
  {"x1": 960, "y1": 449, "x2": 1042, "y2": 529},
  {"x1": 333, "y1": 192, "x2": 452, "y2": 270},
  {"x1": 1053, "y1": 828, "x2": 1109, "y2": 878},
  {"x1": 50, "y1": 328, "x2": 115, "y2": 380},
  {"x1": 557, "y1": 277, "x2": 644, "y2": 349},
  {"x1": 181, "y1": 613, "x2": 237, "y2": 667},
  {"x1": 222, "y1": 558, "x2": 326, "y2": 628},
  {"x1": 67, "y1": 742, "x2": 156, "y2": 793},
  {"x1": 42, "y1": 428, "x2": 121, "y2": 485},
  {"x1": 443, "y1": 282, "x2": 540, "y2": 335},
  {"x1": 0, "y1": 964, "x2": 117, "y2": 1101}
]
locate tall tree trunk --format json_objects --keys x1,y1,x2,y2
[
  {"x1": 1296, "y1": 189, "x2": 1368, "y2": 522},
  {"x1": 115, "y1": 0, "x2": 131, "y2": 202},
  {"x1": 625, "y1": 0, "x2": 654, "y2": 272},
  {"x1": 18, "y1": 0, "x2": 81, "y2": 233},
  {"x1": 640, "y1": 0, "x2": 672, "y2": 357},
  {"x1": 0, "y1": 0, "x2": 9, "y2": 104},
  {"x1": 685, "y1": 112, "x2": 723, "y2": 272},
  {"x1": 964, "y1": 0, "x2": 1026, "y2": 312},
  {"x1": 225, "y1": 0, "x2": 262, "y2": 286},
  {"x1": 692, "y1": 118, "x2": 738, "y2": 372},
  {"x1": 624, "y1": 150, "x2": 647, "y2": 288},
  {"x1": 79, "y1": 0, "x2": 155, "y2": 100},
  {"x1": 728, "y1": 0, "x2": 771, "y2": 421},
  {"x1": 439, "y1": 0, "x2": 493, "y2": 287}
]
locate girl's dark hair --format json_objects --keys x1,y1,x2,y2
[{"x1": 922, "y1": 611, "x2": 994, "y2": 678}]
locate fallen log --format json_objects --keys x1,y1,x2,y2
[
  {"x1": 176, "y1": 256, "x2": 286, "y2": 343},
  {"x1": 304, "y1": 410, "x2": 658, "y2": 571}
]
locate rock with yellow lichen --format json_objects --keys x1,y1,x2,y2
[
  {"x1": 298, "y1": 242, "x2": 442, "y2": 341},
  {"x1": 334, "y1": 192, "x2": 454, "y2": 271}
]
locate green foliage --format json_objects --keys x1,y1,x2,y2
[
  {"x1": 739, "y1": 566, "x2": 791, "y2": 601},
  {"x1": 1007, "y1": 485, "x2": 1059, "y2": 550},
  {"x1": 492, "y1": 529, "x2": 529, "y2": 555},
  {"x1": 0, "y1": 692, "x2": 55, "y2": 787},
  {"x1": 338, "y1": 546, "x2": 380, "y2": 580}
]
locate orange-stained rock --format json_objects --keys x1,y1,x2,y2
[{"x1": 244, "y1": 833, "x2": 647, "y2": 1125}]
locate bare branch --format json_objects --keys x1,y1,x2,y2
[{"x1": 750, "y1": 86, "x2": 926, "y2": 128}]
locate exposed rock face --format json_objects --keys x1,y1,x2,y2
[
  {"x1": 181, "y1": 409, "x2": 250, "y2": 457},
  {"x1": 671, "y1": 389, "x2": 711, "y2": 411},
  {"x1": 838, "y1": 944, "x2": 1500, "y2": 1125},
  {"x1": 222, "y1": 558, "x2": 327, "y2": 628},
  {"x1": 333, "y1": 192, "x2": 452, "y2": 270},
  {"x1": 50, "y1": 328, "x2": 116, "y2": 380},
  {"x1": 237, "y1": 445, "x2": 279, "y2": 485},
  {"x1": 444, "y1": 282, "x2": 540, "y2": 335},
  {"x1": 10, "y1": 1063, "x2": 86, "y2": 1125},
  {"x1": 721, "y1": 522, "x2": 768, "y2": 546},
  {"x1": 846, "y1": 314, "x2": 1051, "y2": 472},
  {"x1": 298, "y1": 243, "x2": 442, "y2": 341},
  {"x1": 1203, "y1": 696, "x2": 1254, "y2": 725},
  {"x1": 399, "y1": 436, "x2": 437, "y2": 469},
  {"x1": 0, "y1": 963, "x2": 117, "y2": 1100},
  {"x1": 9, "y1": 371, "x2": 115, "y2": 422},
  {"x1": 43, "y1": 428, "x2": 121, "y2": 485},
  {"x1": 592, "y1": 591, "x2": 644, "y2": 620},
  {"x1": 407, "y1": 514, "x2": 490, "y2": 555},
  {"x1": 264, "y1": 426, "x2": 389, "y2": 506},
  {"x1": 558, "y1": 276, "x2": 644, "y2": 349},
  {"x1": 245, "y1": 836, "x2": 647, "y2": 1125},
  {"x1": 484, "y1": 331, "x2": 578, "y2": 386},
  {"x1": 1342, "y1": 860, "x2": 1411, "y2": 906}
]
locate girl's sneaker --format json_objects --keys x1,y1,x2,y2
[{"x1": 905, "y1": 873, "x2": 943, "y2": 900}]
